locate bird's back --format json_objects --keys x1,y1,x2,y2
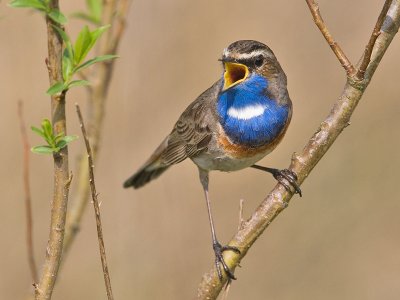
[{"x1": 123, "y1": 80, "x2": 221, "y2": 189}]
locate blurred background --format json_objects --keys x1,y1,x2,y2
[{"x1": 1, "y1": 1, "x2": 400, "y2": 299}]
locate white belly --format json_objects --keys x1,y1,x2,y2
[{"x1": 191, "y1": 150, "x2": 270, "y2": 172}]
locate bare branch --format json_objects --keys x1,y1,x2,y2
[
  {"x1": 17, "y1": 100, "x2": 38, "y2": 284},
  {"x1": 35, "y1": 1, "x2": 72, "y2": 299},
  {"x1": 237, "y1": 199, "x2": 245, "y2": 231},
  {"x1": 305, "y1": 0, "x2": 356, "y2": 75},
  {"x1": 108, "y1": 0, "x2": 131, "y2": 54},
  {"x1": 356, "y1": 0, "x2": 393, "y2": 80},
  {"x1": 63, "y1": 0, "x2": 132, "y2": 256},
  {"x1": 75, "y1": 104, "x2": 114, "y2": 300},
  {"x1": 197, "y1": 1, "x2": 400, "y2": 298}
]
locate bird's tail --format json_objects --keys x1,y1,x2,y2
[
  {"x1": 123, "y1": 137, "x2": 170, "y2": 189},
  {"x1": 123, "y1": 164, "x2": 169, "y2": 189}
]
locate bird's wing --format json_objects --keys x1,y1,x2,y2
[
  {"x1": 123, "y1": 80, "x2": 221, "y2": 189},
  {"x1": 159, "y1": 80, "x2": 222, "y2": 165}
]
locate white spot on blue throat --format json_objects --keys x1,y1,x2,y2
[
  {"x1": 217, "y1": 73, "x2": 290, "y2": 147},
  {"x1": 227, "y1": 104, "x2": 267, "y2": 120}
]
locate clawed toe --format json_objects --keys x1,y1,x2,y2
[
  {"x1": 251, "y1": 165, "x2": 302, "y2": 197},
  {"x1": 221, "y1": 244, "x2": 241, "y2": 254},
  {"x1": 213, "y1": 241, "x2": 240, "y2": 281},
  {"x1": 274, "y1": 169, "x2": 302, "y2": 197}
]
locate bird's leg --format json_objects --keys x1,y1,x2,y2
[
  {"x1": 198, "y1": 169, "x2": 241, "y2": 281},
  {"x1": 251, "y1": 165, "x2": 302, "y2": 197}
]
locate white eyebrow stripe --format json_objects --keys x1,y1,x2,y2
[
  {"x1": 222, "y1": 48, "x2": 230, "y2": 57},
  {"x1": 234, "y1": 50, "x2": 265, "y2": 60},
  {"x1": 227, "y1": 104, "x2": 266, "y2": 120}
]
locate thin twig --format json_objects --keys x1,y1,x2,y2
[
  {"x1": 75, "y1": 104, "x2": 114, "y2": 300},
  {"x1": 355, "y1": 0, "x2": 393, "y2": 80},
  {"x1": 305, "y1": 0, "x2": 356, "y2": 76},
  {"x1": 197, "y1": 1, "x2": 400, "y2": 298},
  {"x1": 221, "y1": 281, "x2": 231, "y2": 300},
  {"x1": 17, "y1": 100, "x2": 38, "y2": 284},
  {"x1": 109, "y1": 0, "x2": 130, "y2": 54},
  {"x1": 35, "y1": 1, "x2": 72, "y2": 299},
  {"x1": 237, "y1": 199, "x2": 245, "y2": 231},
  {"x1": 63, "y1": 0, "x2": 132, "y2": 256}
]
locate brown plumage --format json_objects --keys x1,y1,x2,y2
[
  {"x1": 124, "y1": 40, "x2": 301, "y2": 280},
  {"x1": 123, "y1": 80, "x2": 220, "y2": 189}
]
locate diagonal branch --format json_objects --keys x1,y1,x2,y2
[
  {"x1": 75, "y1": 104, "x2": 115, "y2": 300},
  {"x1": 17, "y1": 100, "x2": 38, "y2": 284},
  {"x1": 197, "y1": 1, "x2": 400, "y2": 299},
  {"x1": 306, "y1": 0, "x2": 356, "y2": 75},
  {"x1": 355, "y1": 0, "x2": 393, "y2": 80}
]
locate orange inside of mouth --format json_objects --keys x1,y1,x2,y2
[{"x1": 223, "y1": 62, "x2": 249, "y2": 90}]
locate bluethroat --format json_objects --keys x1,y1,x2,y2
[{"x1": 124, "y1": 40, "x2": 301, "y2": 280}]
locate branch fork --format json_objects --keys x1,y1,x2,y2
[
  {"x1": 197, "y1": 1, "x2": 400, "y2": 298},
  {"x1": 306, "y1": 0, "x2": 393, "y2": 80}
]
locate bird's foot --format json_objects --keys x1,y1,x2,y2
[
  {"x1": 272, "y1": 168, "x2": 302, "y2": 197},
  {"x1": 213, "y1": 241, "x2": 240, "y2": 281},
  {"x1": 251, "y1": 165, "x2": 302, "y2": 196}
]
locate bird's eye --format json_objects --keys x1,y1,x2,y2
[{"x1": 254, "y1": 56, "x2": 264, "y2": 67}]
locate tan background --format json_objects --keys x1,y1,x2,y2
[{"x1": 1, "y1": 1, "x2": 400, "y2": 299}]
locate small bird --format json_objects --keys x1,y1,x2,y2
[{"x1": 124, "y1": 40, "x2": 301, "y2": 280}]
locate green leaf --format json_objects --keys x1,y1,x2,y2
[
  {"x1": 62, "y1": 48, "x2": 74, "y2": 81},
  {"x1": 52, "y1": 26, "x2": 74, "y2": 77},
  {"x1": 74, "y1": 54, "x2": 118, "y2": 73},
  {"x1": 74, "y1": 25, "x2": 111, "y2": 66},
  {"x1": 30, "y1": 119, "x2": 73, "y2": 154},
  {"x1": 56, "y1": 135, "x2": 78, "y2": 150},
  {"x1": 41, "y1": 119, "x2": 53, "y2": 140},
  {"x1": 74, "y1": 25, "x2": 92, "y2": 65},
  {"x1": 31, "y1": 145, "x2": 55, "y2": 154},
  {"x1": 48, "y1": 9, "x2": 67, "y2": 24},
  {"x1": 46, "y1": 81, "x2": 66, "y2": 95},
  {"x1": 54, "y1": 132, "x2": 65, "y2": 143},
  {"x1": 61, "y1": 135, "x2": 78, "y2": 143},
  {"x1": 9, "y1": 0, "x2": 47, "y2": 10},
  {"x1": 67, "y1": 80, "x2": 90, "y2": 89},
  {"x1": 87, "y1": 0, "x2": 102, "y2": 21},
  {"x1": 52, "y1": 25, "x2": 69, "y2": 44},
  {"x1": 52, "y1": 25, "x2": 73, "y2": 61},
  {"x1": 70, "y1": 12, "x2": 100, "y2": 25},
  {"x1": 31, "y1": 126, "x2": 45, "y2": 138},
  {"x1": 55, "y1": 139, "x2": 67, "y2": 149},
  {"x1": 88, "y1": 25, "x2": 110, "y2": 51}
]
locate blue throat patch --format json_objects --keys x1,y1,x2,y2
[{"x1": 217, "y1": 74, "x2": 289, "y2": 147}]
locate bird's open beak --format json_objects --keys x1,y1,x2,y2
[{"x1": 223, "y1": 62, "x2": 249, "y2": 91}]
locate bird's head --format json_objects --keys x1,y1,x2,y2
[{"x1": 220, "y1": 40, "x2": 286, "y2": 92}]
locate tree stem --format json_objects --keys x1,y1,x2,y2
[
  {"x1": 197, "y1": 1, "x2": 400, "y2": 298},
  {"x1": 35, "y1": 3, "x2": 72, "y2": 299}
]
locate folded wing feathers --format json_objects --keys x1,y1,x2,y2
[{"x1": 124, "y1": 85, "x2": 216, "y2": 189}]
